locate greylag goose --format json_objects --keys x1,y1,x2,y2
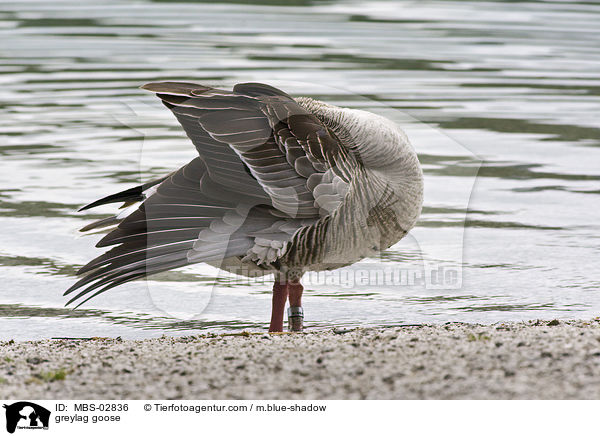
[{"x1": 67, "y1": 81, "x2": 424, "y2": 332}]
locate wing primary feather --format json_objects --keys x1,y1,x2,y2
[
  {"x1": 78, "y1": 175, "x2": 169, "y2": 212},
  {"x1": 79, "y1": 215, "x2": 122, "y2": 232}
]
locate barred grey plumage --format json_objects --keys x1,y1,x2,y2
[{"x1": 66, "y1": 81, "x2": 424, "y2": 331}]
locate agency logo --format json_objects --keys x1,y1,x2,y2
[{"x1": 2, "y1": 402, "x2": 50, "y2": 434}]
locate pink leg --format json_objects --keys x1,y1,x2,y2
[
  {"x1": 288, "y1": 280, "x2": 303, "y2": 307},
  {"x1": 269, "y1": 282, "x2": 288, "y2": 332},
  {"x1": 288, "y1": 280, "x2": 304, "y2": 332}
]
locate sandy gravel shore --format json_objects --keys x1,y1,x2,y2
[{"x1": 2, "y1": 319, "x2": 600, "y2": 399}]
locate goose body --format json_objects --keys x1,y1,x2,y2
[{"x1": 68, "y1": 82, "x2": 424, "y2": 331}]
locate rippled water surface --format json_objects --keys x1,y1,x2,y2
[{"x1": 1, "y1": 0, "x2": 599, "y2": 340}]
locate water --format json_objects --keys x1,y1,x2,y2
[{"x1": 1, "y1": 0, "x2": 599, "y2": 340}]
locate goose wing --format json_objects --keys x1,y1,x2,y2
[
  {"x1": 143, "y1": 81, "x2": 351, "y2": 218},
  {"x1": 67, "y1": 82, "x2": 351, "y2": 306}
]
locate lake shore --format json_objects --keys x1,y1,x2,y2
[{"x1": 2, "y1": 319, "x2": 600, "y2": 399}]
